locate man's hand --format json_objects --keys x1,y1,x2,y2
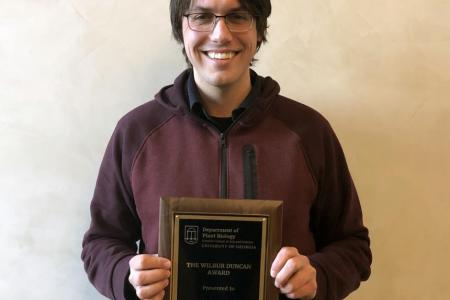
[
  {"x1": 129, "y1": 254, "x2": 171, "y2": 300},
  {"x1": 270, "y1": 247, "x2": 317, "y2": 299}
]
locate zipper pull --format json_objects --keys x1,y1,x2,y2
[
  {"x1": 220, "y1": 133, "x2": 227, "y2": 146},
  {"x1": 220, "y1": 133, "x2": 228, "y2": 199}
]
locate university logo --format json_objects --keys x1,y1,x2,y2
[{"x1": 184, "y1": 225, "x2": 199, "y2": 245}]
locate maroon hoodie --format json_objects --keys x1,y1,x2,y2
[{"x1": 82, "y1": 69, "x2": 371, "y2": 300}]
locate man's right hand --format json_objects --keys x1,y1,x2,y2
[{"x1": 129, "y1": 254, "x2": 171, "y2": 300}]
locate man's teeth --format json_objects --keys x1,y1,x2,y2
[{"x1": 207, "y1": 52, "x2": 236, "y2": 60}]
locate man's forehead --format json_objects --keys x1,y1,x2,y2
[{"x1": 188, "y1": 0, "x2": 243, "y2": 11}]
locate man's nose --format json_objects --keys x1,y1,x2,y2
[{"x1": 210, "y1": 17, "x2": 233, "y2": 42}]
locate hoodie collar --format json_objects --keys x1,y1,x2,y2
[
  {"x1": 155, "y1": 69, "x2": 280, "y2": 127},
  {"x1": 185, "y1": 68, "x2": 262, "y2": 121}
]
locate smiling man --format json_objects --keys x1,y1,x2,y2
[{"x1": 82, "y1": 1, "x2": 372, "y2": 299}]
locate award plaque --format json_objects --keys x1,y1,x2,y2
[{"x1": 158, "y1": 197, "x2": 283, "y2": 300}]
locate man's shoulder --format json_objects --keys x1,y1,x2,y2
[
  {"x1": 116, "y1": 70, "x2": 190, "y2": 133},
  {"x1": 271, "y1": 95, "x2": 332, "y2": 135},
  {"x1": 119, "y1": 99, "x2": 165, "y2": 123},
  {"x1": 270, "y1": 95, "x2": 344, "y2": 176},
  {"x1": 116, "y1": 98, "x2": 174, "y2": 135}
]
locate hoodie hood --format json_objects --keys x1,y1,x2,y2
[{"x1": 154, "y1": 69, "x2": 281, "y2": 126}]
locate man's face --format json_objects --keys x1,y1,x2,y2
[{"x1": 182, "y1": 0, "x2": 260, "y2": 90}]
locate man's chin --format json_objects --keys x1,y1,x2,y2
[
  {"x1": 195, "y1": 69, "x2": 235, "y2": 88},
  {"x1": 206, "y1": 76, "x2": 236, "y2": 89}
]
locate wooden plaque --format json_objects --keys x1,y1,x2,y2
[{"x1": 158, "y1": 197, "x2": 283, "y2": 300}]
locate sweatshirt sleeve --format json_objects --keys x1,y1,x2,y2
[
  {"x1": 306, "y1": 121, "x2": 372, "y2": 299},
  {"x1": 81, "y1": 123, "x2": 141, "y2": 300}
]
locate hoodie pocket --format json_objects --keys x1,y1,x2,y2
[{"x1": 243, "y1": 145, "x2": 258, "y2": 199}]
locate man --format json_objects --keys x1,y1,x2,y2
[{"x1": 82, "y1": 0, "x2": 372, "y2": 299}]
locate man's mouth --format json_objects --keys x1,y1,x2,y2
[{"x1": 205, "y1": 51, "x2": 238, "y2": 60}]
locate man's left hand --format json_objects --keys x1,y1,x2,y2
[{"x1": 270, "y1": 247, "x2": 317, "y2": 299}]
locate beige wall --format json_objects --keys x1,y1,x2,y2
[{"x1": 1, "y1": 0, "x2": 449, "y2": 299}]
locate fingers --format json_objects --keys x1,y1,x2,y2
[
  {"x1": 129, "y1": 254, "x2": 172, "y2": 300},
  {"x1": 270, "y1": 247, "x2": 299, "y2": 281},
  {"x1": 285, "y1": 280, "x2": 317, "y2": 299},
  {"x1": 271, "y1": 247, "x2": 317, "y2": 299},
  {"x1": 135, "y1": 279, "x2": 169, "y2": 299},
  {"x1": 130, "y1": 254, "x2": 171, "y2": 271},
  {"x1": 142, "y1": 289, "x2": 165, "y2": 300},
  {"x1": 279, "y1": 269, "x2": 317, "y2": 299},
  {"x1": 274, "y1": 254, "x2": 312, "y2": 288},
  {"x1": 129, "y1": 268, "x2": 171, "y2": 287}
]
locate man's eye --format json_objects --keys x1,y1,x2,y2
[
  {"x1": 228, "y1": 13, "x2": 249, "y2": 22},
  {"x1": 192, "y1": 13, "x2": 213, "y2": 22}
]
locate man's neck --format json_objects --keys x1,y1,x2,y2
[{"x1": 193, "y1": 71, "x2": 252, "y2": 118}]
